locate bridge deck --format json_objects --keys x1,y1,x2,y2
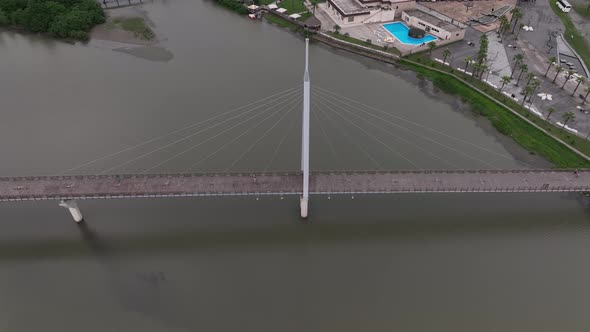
[{"x1": 1, "y1": 170, "x2": 589, "y2": 201}]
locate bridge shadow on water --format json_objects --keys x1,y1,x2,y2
[
  {"x1": 1, "y1": 195, "x2": 590, "y2": 261},
  {"x1": 76, "y1": 220, "x2": 180, "y2": 328}
]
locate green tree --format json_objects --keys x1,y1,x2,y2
[
  {"x1": 333, "y1": 24, "x2": 340, "y2": 34},
  {"x1": 552, "y1": 65, "x2": 564, "y2": 83},
  {"x1": 500, "y1": 75, "x2": 511, "y2": 91},
  {"x1": 561, "y1": 111, "x2": 575, "y2": 128},
  {"x1": 10, "y1": 8, "x2": 29, "y2": 26},
  {"x1": 526, "y1": 72, "x2": 536, "y2": 86},
  {"x1": 498, "y1": 15, "x2": 509, "y2": 36},
  {"x1": 527, "y1": 79, "x2": 540, "y2": 103},
  {"x1": 584, "y1": 86, "x2": 590, "y2": 104},
  {"x1": 471, "y1": 62, "x2": 481, "y2": 78},
  {"x1": 511, "y1": 8, "x2": 522, "y2": 33},
  {"x1": 562, "y1": 70, "x2": 575, "y2": 89},
  {"x1": 475, "y1": 33, "x2": 488, "y2": 77},
  {"x1": 515, "y1": 23, "x2": 525, "y2": 39},
  {"x1": 511, "y1": 53, "x2": 524, "y2": 78},
  {"x1": 509, "y1": 7, "x2": 520, "y2": 25},
  {"x1": 521, "y1": 84, "x2": 534, "y2": 106},
  {"x1": 479, "y1": 63, "x2": 489, "y2": 80},
  {"x1": 427, "y1": 41, "x2": 436, "y2": 55},
  {"x1": 463, "y1": 56, "x2": 472, "y2": 72},
  {"x1": 545, "y1": 56, "x2": 556, "y2": 76},
  {"x1": 0, "y1": 8, "x2": 8, "y2": 25},
  {"x1": 442, "y1": 48, "x2": 451, "y2": 63},
  {"x1": 546, "y1": 107, "x2": 555, "y2": 120},
  {"x1": 0, "y1": 0, "x2": 104, "y2": 39},
  {"x1": 21, "y1": 0, "x2": 68, "y2": 32},
  {"x1": 515, "y1": 63, "x2": 528, "y2": 86},
  {"x1": 572, "y1": 76, "x2": 586, "y2": 96},
  {"x1": 0, "y1": 0, "x2": 27, "y2": 16}
]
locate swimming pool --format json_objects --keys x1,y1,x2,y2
[{"x1": 382, "y1": 22, "x2": 437, "y2": 45}]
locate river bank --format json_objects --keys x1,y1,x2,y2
[
  {"x1": 401, "y1": 58, "x2": 590, "y2": 167},
  {"x1": 302, "y1": 29, "x2": 590, "y2": 167}
]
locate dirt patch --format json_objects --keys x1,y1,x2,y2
[{"x1": 91, "y1": 7, "x2": 157, "y2": 45}]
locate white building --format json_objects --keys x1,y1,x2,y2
[
  {"x1": 325, "y1": 0, "x2": 414, "y2": 27},
  {"x1": 402, "y1": 10, "x2": 465, "y2": 42}
]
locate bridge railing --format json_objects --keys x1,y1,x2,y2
[{"x1": 1, "y1": 169, "x2": 589, "y2": 182}]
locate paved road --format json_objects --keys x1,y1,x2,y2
[{"x1": 1, "y1": 170, "x2": 590, "y2": 201}]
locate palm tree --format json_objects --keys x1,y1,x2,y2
[
  {"x1": 484, "y1": 64, "x2": 493, "y2": 80},
  {"x1": 479, "y1": 64, "x2": 489, "y2": 80},
  {"x1": 572, "y1": 76, "x2": 586, "y2": 96},
  {"x1": 464, "y1": 56, "x2": 472, "y2": 72},
  {"x1": 584, "y1": 86, "x2": 590, "y2": 104},
  {"x1": 515, "y1": 63, "x2": 528, "y2": 86},
  {"x1": 562, "y1": 70, "x2": 575, "y2": 89},
  {"x1": 498, "y1": 15, "x2": 509, "y2": 36},
  {"x1": 546, "y1": 107, "x2": 555, "y2": 120},
  {"x1": 561, "y1": 111, "x2": 575, "y2": 128},
  {"x1": 500, "y1": 75, "x2": 511, "y2": 91},
  {"x1": 509, "y1": 7, "x2": 521, "y2": 25},
  {"x1": 515, "y1": 23, "x2": 525, "y2": 39},
  {"x1": 544, "y1": 56, "x2": 557, "y2": 76},
  {"x1": 526, "y1": 72, "x2": 536, "y2": 86},
  {"x1": 511, "y1": 54, "x2": 524, "y2": 78},
  {"x1": 471, "y1": 63, "x2": 481, "y2": 78},
  {"x1": 521, "y1": 84, "x2": 534, "y2": 107},
  {"x1": 442, "y1": 48, "x2": 451, "y2": 63},
  {"x1": 527, "y1": 79, "x2": 541, "y2": 103},
  {"x1": 552, "y1": 65, "x2": 563, "y2": 83},
  {"x1": 311, "y1": 0, "x2": 318, "y2": 15},
  {"x1": 511, "y1": 10, "x2": 523, "y2": 33},
  {"x1": 427, "y1": 41, "x2": 436, "y2": 56}
]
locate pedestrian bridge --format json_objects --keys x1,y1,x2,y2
[
  {"x1": 2, "y1": 169, "x2": 588, "y2": 202},
  {"x1": 4, "y1": 39, "x2": 590, "y2": 222}
]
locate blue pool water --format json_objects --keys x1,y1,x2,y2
[{"x1": 383, "y1": 22, "x2": 437, "y2": 45}]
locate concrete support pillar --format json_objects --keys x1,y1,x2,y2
[
  {"x1": 59, "y1": 200, "x2": 84, "y2": 223},
  {"x1": 301, "y1": 37, "x2": 311, "y2": 219},
  {"x1": 300, "y1": 197, "x2": 309, "y2": 219}
]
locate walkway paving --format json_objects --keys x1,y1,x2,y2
[
  {"x1": 314, "y1": 3, "x2": 338, "y2": 32},
  {"x1": 1, "y1": 170, "x2": 589, "y2": 201}
]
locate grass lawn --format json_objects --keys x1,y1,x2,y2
[
  {"x1": 300, "y1": 11, "x2": 312, "y2": 20},
  {"x1": 278, "y1": 0, "x2": 307, "y2": 13},
  {"x1": 327, "y1": 31, "x2": 401, "y2": 56},
  {"x1": 402, "y1": 56, "x2": 590, "y2": 168},
  {"x1": 572, "y1": 3, "x2": 590, "y2": 18},
  {"x1": 549, "y1": 0, "x2": 590, "y2": 70},
  {"x1": 264, "y1": 14, "x2": 299, "y2": 29},
  {"x1": 112, "y1": 17, "x2": 154, "y2": 40}
]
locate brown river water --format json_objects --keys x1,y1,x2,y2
[{"x1": 0, "y1": 0, "x2": 589, "y2": 331}]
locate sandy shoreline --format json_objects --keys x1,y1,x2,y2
[{"x1": 91, "y1": 6, "x2": 158, "y2": 46}]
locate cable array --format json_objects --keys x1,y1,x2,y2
[{"x1": 57, "y1": 83, "x2": 525, "y2": 175}]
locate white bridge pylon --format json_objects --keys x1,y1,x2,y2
[{"x1": 300, "y1": 38, "x2": 311, "y2": 218}]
